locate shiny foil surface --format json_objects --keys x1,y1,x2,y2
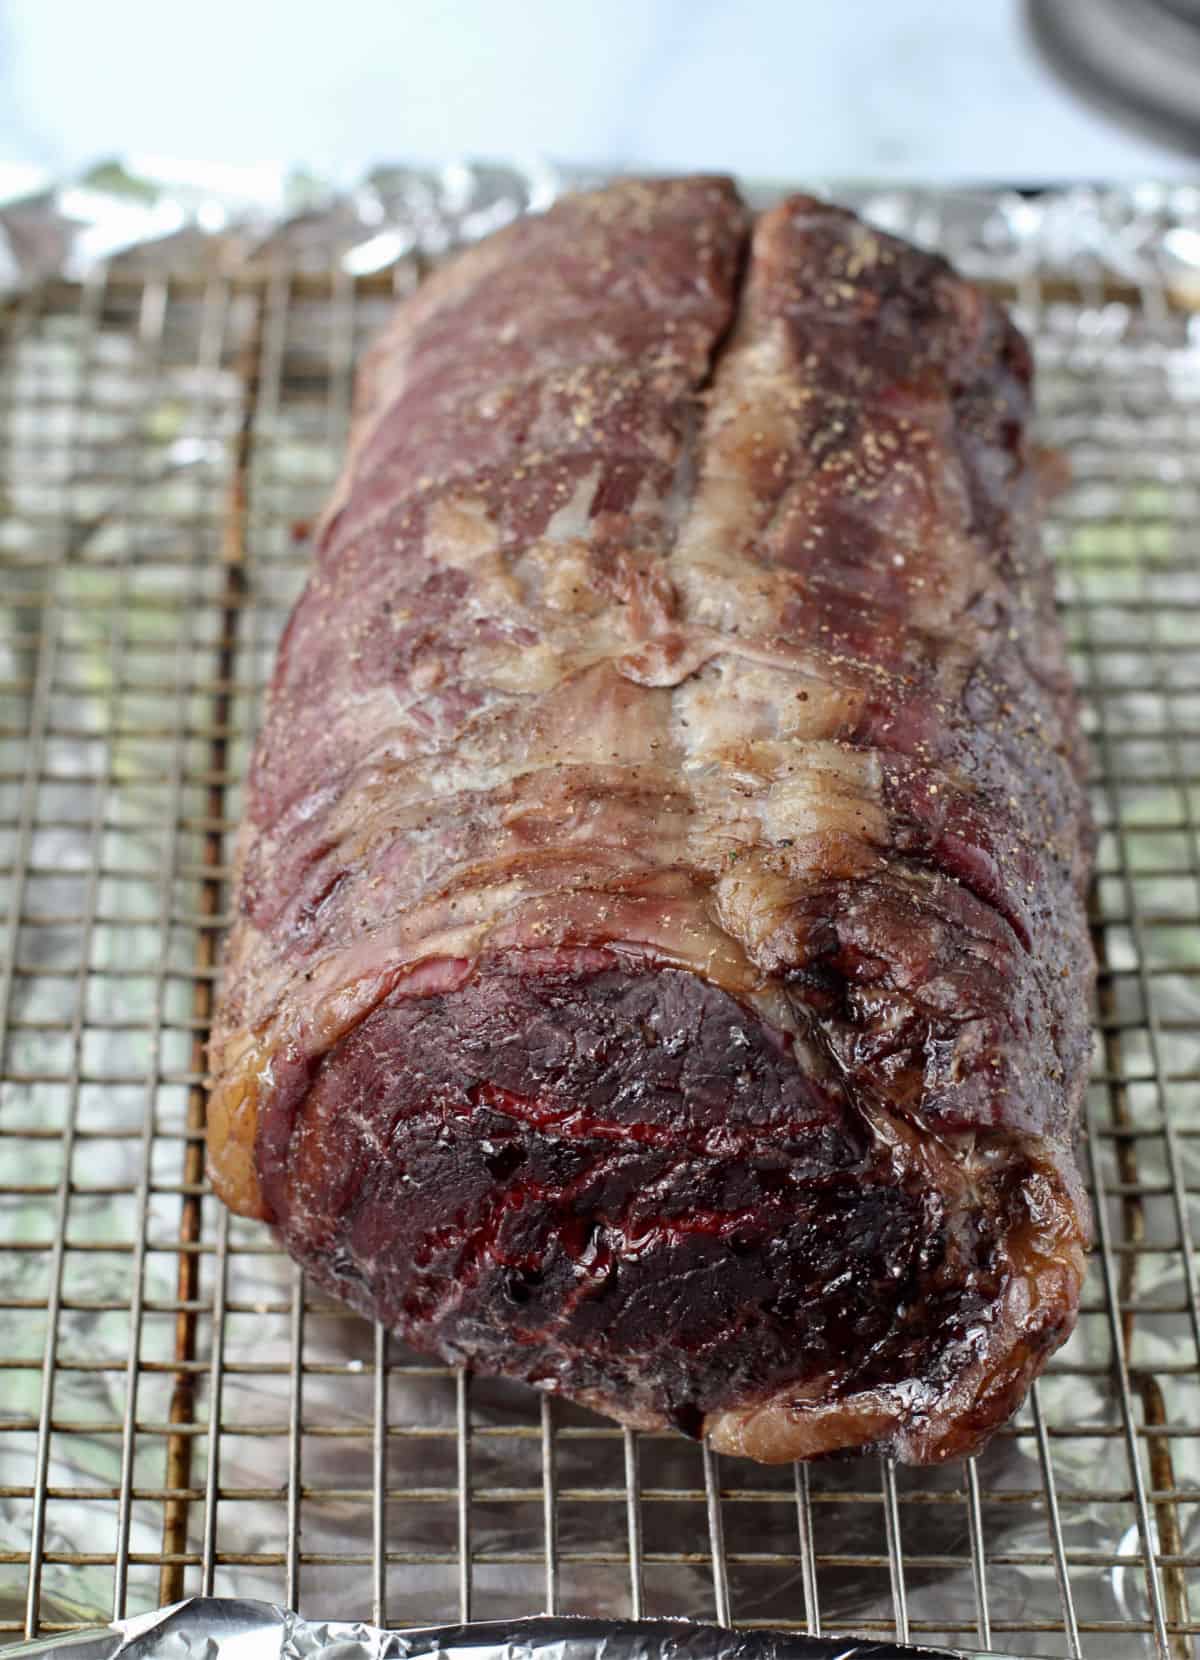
[{"x1": 1, "y1": 162, "x2": 1199, "y2": 1659}]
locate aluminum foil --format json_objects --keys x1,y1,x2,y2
[
  {"x1": 2, "y1": 156, "x2": 1200, "y2": 294},
  {"x1": 2, "y1": 1599, "x2": 1016, "y2": 1660},
  {"x1": 2, "y1": 160, "x2": 1200, "y2": 1660},
  {"x1": 0, "y1": 157, "x2": 571, "y2": 288}
]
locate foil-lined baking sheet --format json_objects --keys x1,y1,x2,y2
[{"x1": 1, "y1": 161, "x2": 1199, "y2": 1660}]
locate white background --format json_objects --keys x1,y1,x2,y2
[{"x1": 0, "y1": 0, "x2": 1192, "y2": 185}]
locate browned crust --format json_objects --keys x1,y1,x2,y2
[{"x1": 207, "y1": 177, "x2": 1093, "y2": 1465}]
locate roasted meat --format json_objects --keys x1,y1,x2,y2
[{"x1": 208, "y1": 177, "x2": 1093, "y2": 1465}]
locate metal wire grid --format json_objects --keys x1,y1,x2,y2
[{"x1": 0, "y1": 215, "x2": 1197, "y2": 1660}]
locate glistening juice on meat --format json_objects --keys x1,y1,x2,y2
[{"x1": 207, "y1": 177, "x2": 1094, "y2": 1466}]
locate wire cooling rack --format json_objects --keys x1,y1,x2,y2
[{"x1": 0, "y1": 188, "x2": 1199, "y2": 1660}]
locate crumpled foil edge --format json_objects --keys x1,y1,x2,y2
[
  {"x1": 2, "y1": 1597, "x2": 1022, "y2": 1660},
  {"x1": 2, "y1": 156, "x2": 1199, "y2": 292}
]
